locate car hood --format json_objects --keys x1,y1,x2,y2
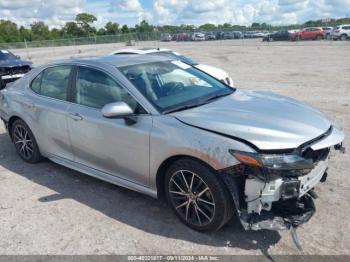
[
  {"x1": 0, "y1": 59, "x2": 32, "y2": 68},
  {"x1": 171, "y1": 89, "x2": 331, "y2": 150}
]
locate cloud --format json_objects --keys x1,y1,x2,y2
[
  {"x1": 0, "y1": 0, "x2": 85, "y2": 28},
  {"x1": 109, "y1": 0, "x2": 151, "y2": 23}
]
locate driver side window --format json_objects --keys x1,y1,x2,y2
[{"x1": 75, "y1": 67, "x2": 140, "y2": 112}]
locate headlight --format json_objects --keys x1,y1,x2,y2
[{"x1": 229, "y1": 150, "x2": 314, "y2": 171}]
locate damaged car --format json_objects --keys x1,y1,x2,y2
[
  {"x1": 0, "y1": 55, "x2": 344, "y2": 234},
  {"x1": 0, "y1": 49, "x2": 32, "y2": 89}
]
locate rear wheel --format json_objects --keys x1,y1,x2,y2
[
  {"x1": 11, "y1": 119, "x2": 42, "y2": 163},
  {"x1": 165, "y1": 158, "x2": 234, "y2": 232},
  {"x1": 340, "y1": 34, "x2": 347, "y2": 41}
]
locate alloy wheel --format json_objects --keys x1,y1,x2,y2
[
  {"x1": 169, "y1": 170, "x2": 216, "y2": 226},
  {"x1": 13, "y1": 124, "x2": 34, "y2": 160}
]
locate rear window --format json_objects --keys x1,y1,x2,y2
[{"x1": 30, "y1": 66, "x2": 72, "y2": 101}]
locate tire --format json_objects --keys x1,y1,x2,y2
[
  {"x1": 11, "y1": 119, "x2": 42, "y2": 163},
  {"x1": 164, "y1": 158, "x2": 234, "y2": 232},
  {"x1": 340, "y1": 34, "x2": 347, "y2": 41}
]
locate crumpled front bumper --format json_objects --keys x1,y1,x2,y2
[
  {"x1": 222, "y1": 126, "x2": 344, "y2": 231},
  {"x1": 240, "y1": 194, "x2": 316, "y2": 231}
]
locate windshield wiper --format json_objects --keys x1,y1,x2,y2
[
  {"x1": 163, "y1": 101, "x2": 208, "y2": 114},
  {"x1": 164, "y1": 90, "x2": 234, "y2": 114},
  {"x1": 203, "y1": 91, "x2": 233, "y2": 103}
]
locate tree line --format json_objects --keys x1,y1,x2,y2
[{"x1": 0, "y1": 13, "x2": 349, "y2": 43}]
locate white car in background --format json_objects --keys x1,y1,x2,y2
[
  {"x1": 322, "y1": 26, "x2": 333, "y2": 39},
  {"x1": 110, "y1": 48, "x2": 234, "y2": 87},
  {"x1": 331, "y1": 24, "x2": 350, "y2": 40},
  {"x1": 191, "y1": 33, "x2": 206, "y2": 41}
]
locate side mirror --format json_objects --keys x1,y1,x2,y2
[
  {"x1": 16, "y1": 55, "x2": 21, "y2": 59},
  {"x1": 101, "y1": 102, "x2": 137, "y2": 125}
]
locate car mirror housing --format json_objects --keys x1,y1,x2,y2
[{"x1": 101, "y1": 102, "x2": 134, "y2": 118}]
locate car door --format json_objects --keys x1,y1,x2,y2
[
  {"x1": 66, "y1": 66, "x2": 152, "y2": 186},
  {"x1": 26, "y1": 65, "x2": 74, "y2": 160},
  {"x1": 301, "y1": 28, "x2": 309, "y2": 39}
]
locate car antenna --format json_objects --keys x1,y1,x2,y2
[{"x1": 290, "y1": 226, "x2": 304, "y2": 253}]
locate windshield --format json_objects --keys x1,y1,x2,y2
[
  {"x1": 149, "y1": 51, "x2": 196, "y2": 65},
  {"x1": 119, "y1": 60, "x2": 234, "y2": 113},
  {"x1": 0, "y1": 50, "x2": 17, "y2": 61}
]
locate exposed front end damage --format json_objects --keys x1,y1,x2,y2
[{"x1": 220, "y1": 127, "x2": 345, "y2": 232}]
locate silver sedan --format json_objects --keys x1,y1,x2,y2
[{"x1": 0, "y1": 55, "x2": 344, "y2": 232}]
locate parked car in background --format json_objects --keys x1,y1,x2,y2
[
  {"x1": 331, "y1": 24, "x2": 350, "y2": 40},
  {"x1": 223, "y1": 32, "x2": 235, "y2": 39},
  {"x1": 263, "y1": 31, "x2": 290, "y2": 42},
  {"x1": 244, "y1": 31, "x2": 267, "y2": 38},
  {"x1": 243, "y1": 31, "x2": 254, "y2": 38},
  {"x1": 110, "y1": 48, "x2": 234, "y2": 87},
  {"x1": 322, "y1": 26, "x2": 333, "y2": 39},
  {"x1": 232, "y1": 31, "x2": 243, "y2": 39},
  {"x1": 205, "y1": 32, "x2": 216, "y2": 40},
  {"x1": 253, "y1": 31, "x2": 270, "y2": 38},
  {"x1": 192, "y1": 32, "x2": 205, "y2": 41},
  {"x1": 291, "y1": 27, "x2": 325, "y2": 41},
  {"x1": 160, "y1": 33, "x2": 172, "y2": 41},
  {"x1": 216, "y1": 31, "x2": 225, "y2": 40},
  {"x1": 0, "y1": 50, "x2": 32, "y2": 89},
  {"x1": 173, "y1": 33, "x2": 191, "y2": 41},
  {"x1": 0, "y1": 55, "x2": 344, "y2": 233}
]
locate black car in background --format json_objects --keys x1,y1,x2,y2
[
  {"x1": 263, "y1": 31, "x2": 291, "y2": 42},
  {"x1": 0, "y1": 50, "x2": 32, "y2": 89}
]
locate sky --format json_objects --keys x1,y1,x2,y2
[{"x1": 0, "y1": 0, "x2": 349, "y2": 28}]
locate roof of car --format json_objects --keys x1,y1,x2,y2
[{"x1": 47, "y1": 54, "x2": 171, "y2": 68}]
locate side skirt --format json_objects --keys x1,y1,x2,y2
[{"x1": 48, "y1": 155, "x2": 157, "y2": 199}]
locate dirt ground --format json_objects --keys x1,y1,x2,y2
[{"x1": 0, "y1": 39, "x2": 349, "y2": 255}]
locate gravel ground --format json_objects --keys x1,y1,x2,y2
[{"x1": 0, "y1": 39, "x2": 349, "y2": 255}]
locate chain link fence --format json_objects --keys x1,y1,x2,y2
[{"x1": 0, "y1": 26, "x2": 347, "y2": 50}]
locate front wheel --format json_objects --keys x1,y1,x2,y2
[
  {"x1": 165, "y1": 158, "x2": 234, "y2": 232},
  {"x1": 11, "y1": 119, "x2": 42, "y2": 163},
  {"x1": 340, "y1": 34, "x2": 347, "y2": 41}
]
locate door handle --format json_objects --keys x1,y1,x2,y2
[{"x1": 68, "y1": 113, "x2": 83, "y2": 121}]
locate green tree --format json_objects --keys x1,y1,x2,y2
[
  {"x1": 0, "y1": 20, "x2": 20, "y2": 42},
  {"x1": 97, "y1": 28, "x2": 107, "y2": 35},
  {"x1": 135, "y1": 20, "x2": 153, "y2": 32},
  {"x1": 251, "y1": 22, "x2": 260, "y2": 29},
  {"x1": 63, "y1": 22, "x2": 84, "y2": 37},
  {"x1": 105, "y1": 22, "x2": 119, "y2": 34},
  {"x1": 199, "y1": 23, "x2": 216, "y2": 31},
  {"x1": 121, "y1": 24, "x2": 130, "y2": 33},
  {"x1": 19, "y1": 26, "x2": 32, "y2": 41},
  {"x1": 75, "y1": 13, "x2": 97, "y2": 36},
  {"x1": 31, "y1": 21, "x2": 49, "y2": 40}
]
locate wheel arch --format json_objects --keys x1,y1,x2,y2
[
  {"x1": 7, "y1": 115, "x2": 22, "y2": 140},
  {"x1": 155, "y1": 154, "x2": 219, "y2": 199}
]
